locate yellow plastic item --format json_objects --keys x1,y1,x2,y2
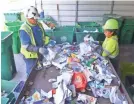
[
  {"x1": 67, "y1": 57, "x2": 72, "y2": 64},
  {"x1": 32, "y1": 91, "x2": 41, "y2": 101},
  {"x1": 67, "y1": 57, "x2": 80, "y2": 64},
  {"x1": 71, "y1": 53, "x2": 76, "y2": 58}
]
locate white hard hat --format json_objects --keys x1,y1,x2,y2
[
  {"x1": 25, "y1": 6, "x2": 40, "y2": 19},
  {"x1": 84, "y1": 34, "x2": 90, "y2": 42}
]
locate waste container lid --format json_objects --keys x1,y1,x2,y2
[
  {"x1": 1, "y1": 31, "x2": 13, "y2": 41},
  {"x1": 4, "y1": 10, "x2": 21, "y2": 14}
]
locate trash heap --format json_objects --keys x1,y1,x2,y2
[{"x1": 23, "y1": 35, "x2": 128, "y2": 104}]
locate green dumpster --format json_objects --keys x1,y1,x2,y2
[
  {"x1": 75, "y1": 26, "x2": 105, "y2": 44},
  {"x1": 4, "y1": 12, "x2": 21, "y2": 22},
  {"x1": 5, "y1": 21, "x2": 23, "y2": 54},
  {"x1": 120, "y1": 17, "x2": 134, "y2": 44},
  {"x1": 45, "y1": 29, "x2": 55, "y2": 40},
  {"x1": 1, "y1": 31, "x2": 16, "y2": 80},
  {"x1": 53, "y1": 26, "x2": 75, "y2": 44},
  {"x1": 123, "y1": 17, "x2": 134, "y2": 25},
  {"x1": 76, "y1": 21, "x2": 100, "y2": 28},
  {"x1": 1, "y1": 80, "x2": 17, "y2": 93},
  {"x1": 120, "y1": 25, "x2": 134, "y2": 44},
  {"x1": 1, "y1": 80, "x2": 17, "y2": 104},
  {"x1": 132, "y1": 36, "x2": 134, "y2": 44},
  {"x1": 103, "y1": 14, "x2": 124, "y2": 27},
  {"x1": 12, "y1": 31, "x2": 21, "y2": 53}
]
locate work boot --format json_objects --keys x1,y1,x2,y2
[{"x1": 35, "y1": 62, "x2": 43, "y2": 70}]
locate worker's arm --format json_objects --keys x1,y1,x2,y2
[
  {"x1": 92, "y1": 41, "x2": 104, "y2": 45},
  {"x1": 102, "y1": 40, "x2": 116, "y2": 57},
  {"x1": 20, "y1": 30, "x2": 39, "y2": 52}
]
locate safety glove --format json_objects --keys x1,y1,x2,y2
[{"x1": 39, "y1": 47, "x2": 49, "y2": 55}]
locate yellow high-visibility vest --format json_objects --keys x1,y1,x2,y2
[{"x1": 102, "y1": 35, "x2": 119, "y2": 59}]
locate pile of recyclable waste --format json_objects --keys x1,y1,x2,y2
[{"x1": 22, "y1": 35, "x2": 128, "y2": 104}]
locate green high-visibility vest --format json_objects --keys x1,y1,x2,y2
[
  {"x1": 102, "y1": 35, "x2": 119, "y2": 59},
  {"x1": 19, "y1": 21, "x2": 50, "y2": 58}
]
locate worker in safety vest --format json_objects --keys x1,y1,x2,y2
[
  {"x1": 19, "y1": 6, "x2": 50, "y2": 76},
  {"x1": 102, "y1": 19, "x2": 119, "y2": 70}
]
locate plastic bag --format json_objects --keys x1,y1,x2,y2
[
  {"x1": 41, "y1": 89, "x2": 48, "y2": 98},
  {"x1": 48, "y1": 48, "x2": 57, "y2": 61},
  {"x1": 68, "y1": 62, "x2": 84, "y2": 72},
  {"x1": 68, "y1": 84, "x2": 76, "y2": 97},
  {"x1": 95, "y1": 88, "x2": 111, "y2": 98},
  {"x1": 72, "y1": 72, "x2": 87, "y2": 92},
  {"x1": 52, "y1": 56, "x2": 67, "y2": 69},
  {"x1": 61, "y1": 71, "x2": 73, "y2": 85},
  {"x1": 77, "y1": 93, "x2": 97, "y2": 104},
  {"x1": 53, "y1": 79, "x2": 72, "y2": 104},
  {"x1": 109, "y1": 86, "x2": 123, "y2": 104},
  {"x1": 43, "y1": 47, "x2": 57, "y2": 66},
  {"x1": 82, "y1": 68, "x2": 93, "y2": 82},
  {"x1": 79, "y1": 43, "x2": 92, "y2": 55}
]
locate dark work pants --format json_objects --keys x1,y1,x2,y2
[{"x1": 110, "y1": 55, "x2": 120, "y2": 77}]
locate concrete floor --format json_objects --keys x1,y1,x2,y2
[
  {"x1": 11, "y1": 54, "x2": 27, "y2": 82},
  {"x1": 119, "y1": 44, "x2": 134, "y2": 63}
]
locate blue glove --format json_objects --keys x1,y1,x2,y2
[
  {"x1": 39, "y1": 47, "x2": 49, "y2": 55},
  {"x1": 48, "y1": 40, "x2": 56, "y2": 47}
]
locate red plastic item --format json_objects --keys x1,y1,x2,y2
[
  {"x1": 52, "y1": 89, "x2": 56, "y2": 94},
  {"x1": 72, "y1": 72, "x2": 87, "y2": 91}
]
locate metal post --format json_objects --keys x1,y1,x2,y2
[
  {"x1": 111, "y1": 1, "x2": 114, "y2": 14},
  {"x1": 57, "y1": 4, "x2": 60, "y2": 26},
  {"x1": 75, "y1": 1, "x2": 78, "y2": 25},
  {"x1": 41, "y1": 0, "x2": 43, "y2": 10},
  {"x1": 35, "y1": 0, "x2": 37, "y2": 8}
]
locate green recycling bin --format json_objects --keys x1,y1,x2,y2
[
  {"x1": 1, "y1": 31, "x2": 16, "y2": 80},
  {"x1": 5, "y1": 21, "x2": 23, "y2": 54},
  {"x1": 45, "y1": 29, "x2": 55, "y2": 40},
  {"x1": 120, "y1": 18, "x2": 134, "y2": 44},
  {"x1": 4, "y1": 12, "x2": 21, "y2": 22},
  {"x1": 123, "y1": 18, "x2": 134, "y2": 26},
  {"x1": 103, "y1": 14, "x2": 124, "y2": 27},
  {"x1": 12, "y1": 31, "x2": 21, "y2": 54},
  {"x1": 53, "y1": 26, "x2": 75, "y2": 44},
  {"x1": 1, "y1": 80, "x2": 17, "y2": 104},
  {"x1": 75, "y1": 26, "x2": 105, "y2": 44},
  {"x1": 76, "y1": 22, "x2": 100, "y2": 28},
  {"x1": 120, "y1": 25, "x2": 134, "y2": 44},
  {"x1": 1, "y1": 80, "x2": 17, "y2": 94}
]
